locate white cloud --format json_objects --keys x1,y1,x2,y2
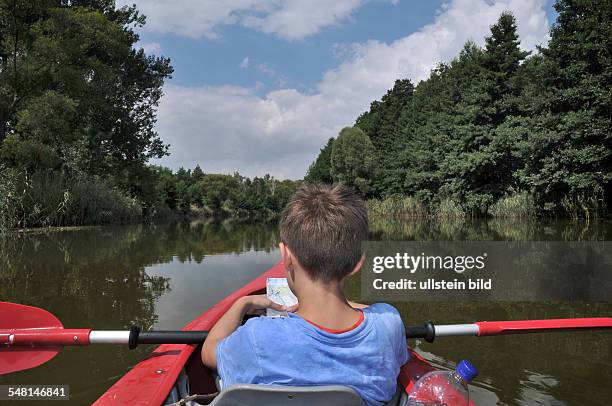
[
  {"x1": 117, "y1": 0, "x2": 394, "y2": 40},
  {"x1": 119, "y1": 0, "x2": 255, "y2": 39},
  {"x1": 156, "y1": 85, "x2": 333, "y2": 178},
  {"x1": 154, "y1": 0, "x2": 550, "y2": 179},
  {"x1": 240, "y1": 57, "x2": 250, "y2": 69},
  {"x1": 241, "y1": 0, "x2": 364, "y2": 40},
  {"x1": 141, "y1": 42, "x2": 162, "y2": 55},
  {"x1": 256, "y1": 63, "x2": 276, "y2": 76}
]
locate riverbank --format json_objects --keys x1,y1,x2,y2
[
  {"x1": 1, "y1": 167, "x2": 606, "y2": 235},
  {"x1": 3, "y1": 201, "x2": 608, "y2": 236},
  {"x1": 367, "y1": 193, "x2": 607, "y2": 220},
  {"x1": 0, "y1": 167, "x2": 300, "y2": 233}
]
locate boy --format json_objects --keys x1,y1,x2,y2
[{"x1": 201, "y1": 184, "x2": 408, "y2": 406}]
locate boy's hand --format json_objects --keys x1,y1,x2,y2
[{"x1": 239, "y1": 294, "x2": 292, "y2": 316}]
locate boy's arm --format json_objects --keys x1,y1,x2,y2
[{"x1": 201, "y1": 295, "x2": 286, "y2": 369}]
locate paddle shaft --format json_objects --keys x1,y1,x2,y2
[
  {"x1": 4, "y1": 318, "x2": 611, "y2": 348},
  {"x1": 406, "y1": 318, "x2": 612, "y2": 342},
  {"x1": 1, "y1": 327, "x2": 209, "y2": 348}
]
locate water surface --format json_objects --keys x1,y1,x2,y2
[{"x1": 1, "y1": 219, "x2": 610, "y2": 405}]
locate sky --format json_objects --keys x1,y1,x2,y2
[{"x1": 116, "y1": 0, "x2": 558, "y2": 180}]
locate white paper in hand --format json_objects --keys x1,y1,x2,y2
[{"x1": 266, "y1": 278, "x2": 298, "y2": 317}]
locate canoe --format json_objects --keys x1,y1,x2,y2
[{"x1": 94, "y1": 261, "x2": 442, "y2": 405}]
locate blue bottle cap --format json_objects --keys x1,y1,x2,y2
[{"x1": 456, "y1": 360, "x2": 478, "y2": 383}]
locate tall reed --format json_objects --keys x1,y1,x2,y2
[
  {"x1": 367, "y1": 196, "x2": 427, "y2": 218},
  {"x1": 488, "y1": 192, "x2": 537, "y2": 219},
  {"x1": 0, "y1": 168, "x2": 141, "y2": 231},
  {"x1": 434, "y1": 198, "x2": 466, "y2": 219},
  {"x1": 0, "y1": 167, "x2": 22, "y2": 232},
  {"x1": 560, "y1": 188, "x2": 605, "y2": 220}
]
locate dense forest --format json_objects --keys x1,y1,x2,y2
[
  {"x1": 1, "y1": 1, "x2": 609, "y2": 230},
  {"x1": 0, "y1": 1, "x2": 298, "y2": 230},
  {"x1": 306, "y1": 1, "x2": 611, "y2": 219}
]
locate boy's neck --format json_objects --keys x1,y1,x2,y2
[{"x1": 293, "y1": 273, "x2": 360, "y2": 330}]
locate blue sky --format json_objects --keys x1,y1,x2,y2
[
  {"x1": 118, "y1": 0, "x2": 557, "y2": 179},
  {"x1": 138, "y1": 2, "x2": 446, "y2": 92}
]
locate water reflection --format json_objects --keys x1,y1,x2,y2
[
  {"x1": 361, "y1": 217, "x2": 612, "y2": 405},
  {"x1": 0, "y1": 218, "x2": 610, "y2": 405},
  {"x1": 370, "y1": 217, "x2": 612, "y2": 241},
  {"x1": 0, "y1": 221, "x2": 280, "y2": 405},
  {"x1": 148, "y1": 250, "x2": 280, "y2": 329}
]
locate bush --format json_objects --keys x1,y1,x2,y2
[
  {"x1": 367, "y1": 196, "x2": 427, "y2": 218},
  {"x1": 331, "y1": 127, "x2": 375, "y2": 196},
  {"x1": 489, "y1": 192, "x2": 536, "y2": 219},
  {"x1": 64, "y1": 176, "x2": 142, "y2": 225},
  {"x1": 0, "y1": 168, "x2": 141, "y2": 230},
  {"x1": 0, "y1": 168, "x2": 22, "y2": 232},
  {"x1": 560, "y1": 188, "x2": 605, "y2": 220},
  {"x1": 434, "y1": 198, "x2": 466, "y2": 219}
]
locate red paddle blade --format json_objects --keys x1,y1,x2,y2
[
  {"x1": 0, "y1": 302, "x2": 63, "y2": 330},
  {"x1": 0, "y1": 302, "x2": 63, "y2": 375},
  {"x1": 0, "y1": 347, "x2": 60, "y2": 375}
]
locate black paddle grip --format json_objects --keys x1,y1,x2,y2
[
  {"x1": 405, "y1": 321, "x2": 436, "y2": 343},
  {"x1": 128, "y1": 326, "x2": 209, "y2": 349}
]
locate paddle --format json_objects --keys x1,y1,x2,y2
[{"x1": 2, "y1": 301, "x2": 611, "y2": 375}]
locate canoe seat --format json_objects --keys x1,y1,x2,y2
[
  {"x1": 208, "y1": 384, "x2": 366, "y2": 406},
  {"x1": 208, "y1": 383, "x2": 404, "y2": 406}
]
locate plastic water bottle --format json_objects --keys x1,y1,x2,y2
[{"x1": 407, "y1": 360, "x2": 478, "y2": 406}]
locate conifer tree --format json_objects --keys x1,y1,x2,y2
[
  {"x1": 443, "y1": 13, "x2": 529, "y2": 213},
  {"x1": 356, "y1": 79, "x2": 414, "y2": 195},
  {"x1": 519, "y1": 0, "x2": 611, "y2": 215},
  {"x1": 305, "y1": 3, "x2": 611, "y2": 217},
  {"x1": 304, "y1": 138, "x2": 334, "y2": 184}
]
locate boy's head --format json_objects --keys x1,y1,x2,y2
[{"x1": 279, "y1": 183, "x2": 368, "y2": 283}]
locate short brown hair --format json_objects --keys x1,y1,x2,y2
[{"x1": 280, "y1": 183, "x2": 368, "y2": 282}]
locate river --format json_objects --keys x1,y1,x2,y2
[{"x1": 1, "y1": 219, "x2": 610, "y2": 405}]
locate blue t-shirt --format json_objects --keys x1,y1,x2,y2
[{"x1": 216, "y1": 303, "x2": 409, "y2": 406}]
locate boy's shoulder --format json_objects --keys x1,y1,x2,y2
[
  {"x1": 364, "y1": 303, "x2": 404, "y2": 333},
  {"x1": 237, "y1": 315, "x2": 293, "y2": 338},
  {"x1": 364, "y1": 302, "x2": 400, "y2": 314},
  {"x1": 219, "y1": 316, "x2": 291, "y2": 356},
  {"x1": 233, "y1": 304, "x2": 404, "y2": 340}
]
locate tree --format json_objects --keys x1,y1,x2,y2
[
  {"x1": 483, "y1": 11, "x2": 531, "y2": 116},
  {"x1": 356, "y1": 79, "x2": 414, "y2": 195},
  {"x1": 197, "y1": 174, "x2": 240, "y2": 213},
  {"x1": 517, "y1": 0, "x2": 612, "y2": 215},
  {"x1": 175, "y1": 167, "x2": 192, "y2": 184},
  {"x1": 152, "y1": 166, "x2": 178, "y2": 210},
  {"x1": 304, "y1": 138, "x2": 334, "y2": 183},
  {"x1": 356, "y1": 79, "x2": 414, "y2": 152},
  {"x1": 0, "y1": 1, "x2": 173, "y2": 176},
  {"x1": 0, "y1": 133, "x2": 60, "y2": 172},
  {"x1": 439, "y1": 13, "x2": 530, "y2": 214},
  {"x1": 330, "y1": 127, "x2": 376, "y2": 195},
  {"x1": 192, "y1": 165, "x2": 204, "y2": 181},
  {"x1": 398, "y1": 42, "x2": 488, "y2": 206},
  {"x1": 306, "y1": 4, "x2": 611, "y2": 217}
]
